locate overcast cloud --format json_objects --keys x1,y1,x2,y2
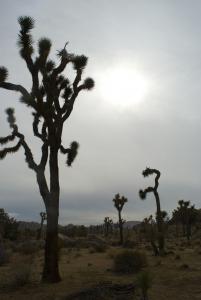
[{"x1": 0, "y1": 0, "x2": 201, "y2": 225}]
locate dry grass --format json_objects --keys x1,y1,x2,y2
[{"x1": 0, "y1": 239, "x2": 201, "y2": 299}]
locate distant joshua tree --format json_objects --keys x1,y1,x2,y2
[
  {"x1": 139, "y1": 167, "x2": 165, "y2": 255},
  {"x1": 37, "y1": 212, "x2": 47, "y2": 240},
  {"x1": 0, "y1": 16, "x2": 94, "y2": 282},
  {"x1": 104, "y1": 217, "x2": 113, "y2": 237},
  {"x1": 173, "y1": 200, "x2": 198, "y2": 240},
  {"x1": 113, "y1": 193, "x2": 127, "y2": 245},
  {"x1": 142, "y1": 215, "x2": 159, "y2": 256}
]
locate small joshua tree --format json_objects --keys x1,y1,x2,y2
[
  {"x1": 139, "y1": 167, "x2": 165, "y2": 255},
  {"x1": 0, "y1": 16, "x2": 94, "y2": 282},
  {"x1": 37, "y1": 212, "x2": 47, "y2": 240},
  {"x1": 142, "y1": 215, "x2": 159, "y2": 256},
  {"x1": 104, "y1": 217, "x2": 113, "y2": 237},
  {"x1": 113, "y1": 193, "x2": 127, "y2": 245}
]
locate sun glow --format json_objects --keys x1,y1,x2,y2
[{"x1": 99, "y1": 65, "x2": 151, "y2": 109}]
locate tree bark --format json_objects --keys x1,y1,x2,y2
[
  {"x1": 118, "y1": 210, "x2": 123, "y2": 245},
  {"x1": 42, "y1": 147, "x2": 61, "y2": 283},
  {"x1": 154, "y1": 191, "x2": 164, "y2": 255}
]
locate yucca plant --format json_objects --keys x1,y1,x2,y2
[{"x1": 0, "y1": 16, "x2": 94, "y2": 282}]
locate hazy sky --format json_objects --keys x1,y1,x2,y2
[{"x1": 0, "y1": 0, "x2": 201, "y2": 225}]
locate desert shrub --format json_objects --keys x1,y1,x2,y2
[
  {"x1": 175, "y1": 254, "x2": 181, "y2": 260},
  {"x1": 180, "y1": 263, "x2": 189, "y2": 269},
  {"x1": 0, "y1": 208, "x2": 19, "y2": 240},
  {"x1": 137, "y1": 271, "x2": 152, "y2": 300},
  {"x1": 91, "y1": 242, "x2": 107, "y2": 253},
  {"x1": 113, "y1": 250, "x2": 147, "y2": 274},
  {"x1": 110, "y1": 240, "x2": 120, "y2": 247},
  {"x1": 0, "y1": 244, "x2": 10, "y2": 266},
  {"x1": 107, "y1": 248, "x2": 119, "y2": 259},
  {"x1": 15, "y1": 241, "x2": 39, "y2": 255},
  {"x1": 9, "y1": 262, "x2": 31, "y2": 288},
  {"x1": 123, "y1": 239, "x2": 136, "y2": 248}
]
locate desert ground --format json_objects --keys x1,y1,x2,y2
[{"x1": 0, "y1": 233, "x2": 201, "y2": 300}]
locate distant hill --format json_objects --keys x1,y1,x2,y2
[{"x1": 123, "y1": 221, "x2": 141, "y2": 229}]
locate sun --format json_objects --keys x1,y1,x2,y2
[{"x1": 99, "y1": 65, "x2": 150, "y2": 109}]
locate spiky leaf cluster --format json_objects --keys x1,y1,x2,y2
[
  {"x1": 113, "y1": 193, "x2": 128, "y2": 211},
  {"x1": 0, "y1": 67, "x2": 8, "y2": 82},
  {"x1": 6, "y1": 108, "x2": 16, "y2": 127},
  {"x1": 17, "y1": 16, "x2": 35, "y2": 58},
  {"x1": 139, "y1": 190, "x2": 146, "y2": 200},
  {"x1": 67, "y1": 141, "x2": 79, "y2": 166},
  {"x1": 142, "y1": 167, "x2": 154, "y2": 177},
  {"x1": 18, "y1": 16, "x2": 34, "y2": 31},
  {"x1": 38, "y1": 38, "x2": 52, "y2": 56},
  {"x1": 84, "y1": 78, "x2": 95, "y2": 90},
  {"x1": 73, "y1": 55, "x2": 88, "y2": 70},
  {"x1": 62, "y1": 86, "x2": 72, "y2": 100},
  {"x1": 45, "y1": 60, "x2": 55, "y2": 73}
]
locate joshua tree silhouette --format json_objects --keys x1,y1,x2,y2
[
  {"x1": 173, "y1": 200, "x2": 198, "y2": 241},
  {"x1": 139, "y1": 167, "x2": 165, "y2": 255},
  {"x1": 0, "y1": 16, "x2": 94, "y2": 282},
  {"x1": 113, "y1": 193, "x2": 127, "y2": 245},
  {"x1": 104, "y1": 217, "x2": 113, "y2": 237}
]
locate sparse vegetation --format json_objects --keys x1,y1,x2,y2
[{"x1": 113, "y1": 250, "x2": 147, "y2": 274}]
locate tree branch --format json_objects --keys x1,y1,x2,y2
[
  {"x1": 0, "y1": 133, "x2": 15, "y2": 145},
  {"x1": 60, "y1": 145, "x2": 70, "y2": 154},
  {"x1": 39, "y1": 142, "x2": 48, "y2": 170},
  {"x1": 36, "y1": 169, "x2": 50, "y2": 207},
  {"x1": 0, "y1": 140, "x2": 22, "y2": 159},
  {"x1": 0, "y1": 82, "x2": 31, "y2": 99},
  {"x1": 15, "y1": 131, "x2": 38, "y2": 172}
]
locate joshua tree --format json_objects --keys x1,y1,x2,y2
[
  {"x1": 142, "y1": 215, "x2": 159, "y2": 256},
  {"x1": 173, "y1": 200, "x2": 198, "y2": 241},
  {"x1": 37, "y1": 212, "x2": 47, "y2": 240},
  {"x1": 104, "y1": 217, "x2": 113, "y2": 237},
  {"x1": 139, "y1": 167, "x2": 165, "y2": 255},
  {"x1": 113, "y1": 193, "x2": 127, "y2": 245},
  {"x1": 0, "y1": 16, "x2": 94, "y2": 282}
]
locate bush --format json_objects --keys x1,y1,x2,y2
[
  {"x1": 91, "y1": 242, "x2": 107, "y2": 253},
  {"x1": 123, "y1": 239, "x2": 136, "y2": 248},
  {"x1": 0, "y1": 244, "x2": 10, "y2": 266},
  {"x1": 114, "y1": 250, "x2": 147, "y2": 274},
  {"x1": 137, "y1": 271, "x2": 152, "y2": 299},
  {"x1": 14, "y1": 241, "x2": 41, "y2": 255},
  {"x1": 9, "y1": 262, "x2": 31, "y2": 288}
]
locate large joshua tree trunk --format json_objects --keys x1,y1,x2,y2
[
  {"x1": 43, "y1": 147, "x2": 60, "y2": 282},
  {"x1": 118, "y1": 210, "x2": 123, "y2": 245}
]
